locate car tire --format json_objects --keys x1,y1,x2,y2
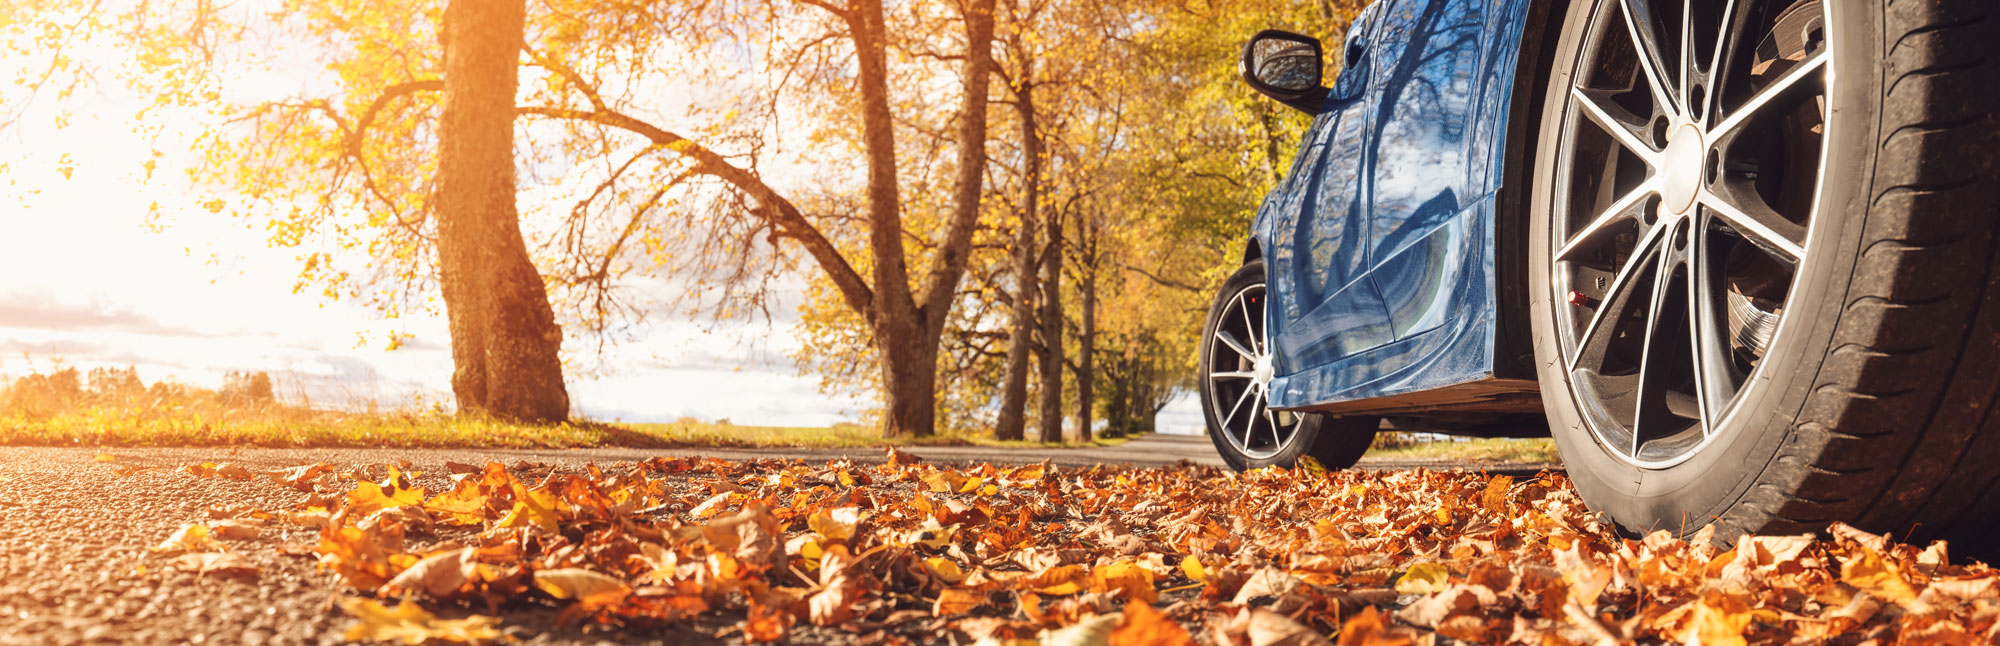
[
  {"x1": 1528, "y1": 0, "x2": 2000, "y2": 546},
  {"x1": 1200, "y1": 261, "x2": 1379, "y2": 471}
]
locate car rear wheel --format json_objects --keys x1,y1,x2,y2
[
  {"x1": 1529, "y1": 0, "x2": 2000, "y2": 545},
  {"x1": 1200, "y1": 261, "x2": 1378, "y2": 471}
]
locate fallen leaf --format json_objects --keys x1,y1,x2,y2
[
  {"x1": 385, "y1": 548, "x2": 476, "y2": 598},
  {"x1": 1393, "y1": 562, "x2": 1450, "y2": 595},
  {"x1": 1109, "y1": 602, "x2": 1191, "y2": 646},
  {"x1": 808, "y1": 507, "x2": 867, "y2": 541},
  {"x1": 533, "y1": 568, "x2": 631, "y2": 611},
  {"x1": 1042, "y1": 612, "x2": 1120, "y2": 646},
  {"x1": 1247, "y1": 607, "x2": 1332, "y2": 646},
  {"x1": 152, "y1": 523, "x2": 222, "y2": 553},
  {"x1": 340, "y1": 597, "x2": 505, "y2": 645},
  {"x1": 934, "y1": 587, "x2": 985, "y2": 616}
]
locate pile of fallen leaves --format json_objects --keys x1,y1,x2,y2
[{"x1": 156, "y1": 450, "x2": 1999, "y2": 645}]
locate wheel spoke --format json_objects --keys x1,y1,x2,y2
[
  {"x1": 1221, "y1": 383, "x2": 1256, "y2": 433},
  {"x1": 1629, "y1": 225, "x2": 1684, "y2": 452},
  {"x1": 1557, "y1": 178, "x2": 1659, "y2": 262},
  {"x1": 1618, "y1": 0, "x2": 1680, "y2": 116},
  {"x1": 1677, "y1": 0, "x2": 1695, "y2": 111},
  {"x1": 1699, "y1": 184, "x2": 1806, "y2": 261},
  {"x1": 1572, "y1": 87, "x2": 1665, "y2": 162},
  {"x1": 1210, "y1": 371, "x2": 1256, "y2": 381},
  {"x1": 1686, "y1": 213, "x2": 1732, "y2": 433},
  {"x1": 1238, "y1": 295, "x2": 1262, "y2": 356},
  {"x1": 1215, "y1": 329, "x2": 1256, "y2": 361},
  {"x1": 1567, "y1": 223, "x2": 1669, "y2": 371},
  {"x1": 1699, "y1": 0, "x2": 1748, "y2": 125},
  {"x1": 1710, "y1": 51, "x2": 1828, "y2": 139}
]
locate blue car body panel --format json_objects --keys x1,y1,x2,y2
[{"x1": 1257, "y1": 0, "x2": 1536, "y2": 410}]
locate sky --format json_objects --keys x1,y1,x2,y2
[
  {"x1": 0, "y1": 87, "x2": 876, "y2": 425},
  {"x1": 0, "y1": 21, "x2": 1205, "y2": 433}
]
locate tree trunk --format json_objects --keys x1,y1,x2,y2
[
  {"x1": 875, "y1": 315, "x2": 939, "y2": 438},
  {"x1": 846, "y1": 0, "x2": 929, "y2": 437},
  {"x1": 994, "y1": 224, "x2": 1035, "y2": 440},
  {"x1": 435, "y1": 0, "x2": 569, "y2": 422},
  {"x1": 921, "y1": 0, "x2": 999, "y2": 438},
  {"x1": 1071, "y1": 256, "x2": 1095, "y2": 443},
  {"x1": 1013, "y1": 81, "x2": 1062, "y2": 444},
  {"x1": 993, "y1": 78, "x2": 1039, "y2": 443}
]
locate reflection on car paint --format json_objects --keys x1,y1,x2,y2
[{"x1": 1253, "y1": 0, "x2": 1534, "y2": 410}]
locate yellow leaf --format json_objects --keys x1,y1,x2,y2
[
  {"x1": 1841, "y1": 546, "x2": 1919, "y2": 604},
  {"x1": 94, "y1": 453, "x2": 114, "y2": 462},
  {"x1": 1181, "y1": 556, "x2": 1208, "y2": 583},
  {"x1": 926, "y1": 557, "x2": 966, "y2": 584},
  {"x1": 933, "y1": 587, "x2": 985, "y2": 616},
  {"x1": 1296, "y1": 455, "x2": 1327, "y2": 477},
  {"x1": 533, "y1": 568, "x2": 632, "y2": 611},
  {"x1": 340, "y1": 597, "x2": 505, "y2": 645},
  {"x1": 1091, "y1": 561, "x2": 1158, "y2": 604},
  {"x1": 1394, "y1": 562, "x2": 1450, "y2": 595},
  {"x1": 1026, "y1": 564, "x2": 1090, "y2": 596},
  {"x1": 808, "y1": 507, "x2": 867, "y2": 541},
  {"x1": 497, "y1": 482, "x2": 559, "y2": 534},
  {"x1": 423, "y1": 479, "x2": 490, "y2": 526},
  {"x1": 1481, "y1": 475, "x2": 1515, "y2": 513},
  {"x1": 152, "y1": 523, "x2": 221, "y2": 553}
]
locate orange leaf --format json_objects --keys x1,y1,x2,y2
[{"x1": 1110, "y1": 603, "x2": 1191, "y2": 646}]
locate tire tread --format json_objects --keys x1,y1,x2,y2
[{"x1": 1728, "y1": 0, "x2": 2000, "y2": 548}]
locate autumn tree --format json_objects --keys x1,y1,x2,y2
[
  {"x1": 434, "y1": 0, "x2": 570, "y2": 422},
  {"x1": 3, "y1": 0, "x2": 1006, "y2": 435}
]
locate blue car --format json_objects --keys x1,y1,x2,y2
[{"x1": 1203, "y1": 0, "x2": 2000, "y2": 546}]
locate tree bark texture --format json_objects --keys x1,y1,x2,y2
[
  {"x1": 993, "y1": 215, "x2": 1037, "y2": 442},
  {"x1": 1072, "y1": 252, "x2": 1095, "y2": 443},
  {"x1": 849, "y1": 0, "x2": 999, "y2": 438},
  {"x1": 435, "y1": 0, "x2": 570, "y2": 422},
  {"x1": 993, "y1": 63, "x2": 1040, "y2": 444},
  {"x1": 1012, "y1": 81, "x2": 1063, "y2": 444}
]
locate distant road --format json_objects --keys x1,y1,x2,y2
[{"x1": 9, "y1": 433, "x2": 1561, "y2": 474}]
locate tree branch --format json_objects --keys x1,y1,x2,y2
[{"x1": 517, "y1": 105, "x2": 876, "y2": 318}]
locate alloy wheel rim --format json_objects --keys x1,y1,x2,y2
[
  {"x1": 1206, "y1": 283, "x2": 1301, "y2": 459},
  {"x1": 1551, "y1": 0, "x2": 1834, "y2": 468}
]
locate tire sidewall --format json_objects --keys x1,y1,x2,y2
[{"x1": 1527, "y1": 0, "x2": 1880, "y2": 537}]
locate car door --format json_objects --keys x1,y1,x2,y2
[
  {"x1": 1361, "y1": 0, "x2": 1496, "y2": 339},
  {"x1": 1266, "y1": 1, "x2": 1396, "y2": 376}
]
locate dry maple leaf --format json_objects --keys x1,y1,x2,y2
[
  {"x1": 1393, "y1": 562, "x2": 1450, "y2": 595},
  {"x1": 532, "y1": 568, "x2": 631, "y2": 610},
  {"x1": 385, "y1": 548, "x2": 477, "y2": 599},
  {"x1": 210, "y1": 519, "x2": 262, "y2": 541},
  {"x1": 340, "y1": 597, "x2": 505, "y2": 645},
  {"x1": 1245, "y1": 608, "x2": 1333, "y2": 646},
  {"x1": 152, "y1": 523, "x2": 223, "y2": 553},
  {"x1": 422, "y1": 479, "x2": 489, "y2": 526},
  {"x1": 1108, "y1": 603, "x2": 1191, "y2": 646},
  {"x1": 1042, "y1": 612, "x2": 1121, "y2": 646}
]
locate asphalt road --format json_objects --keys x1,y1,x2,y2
[{"x1": 0, "y1": 436, "x2": 1556, "y2": 646}]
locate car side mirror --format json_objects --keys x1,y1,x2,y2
[{"x1": 1239, "y1": 30, "x2": 1328, "y2": 113}]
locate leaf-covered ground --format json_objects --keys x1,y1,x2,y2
[{"x1": 81, "y1": 449, "x2": 2000, "y2": 645}]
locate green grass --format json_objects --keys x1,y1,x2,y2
[
  {"x1": 1369, "y1": 437, "x2": 1561, "y2": 463},
  {"x1": 0, "y1": 407, "x2": 1130, "y2": 449}
]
